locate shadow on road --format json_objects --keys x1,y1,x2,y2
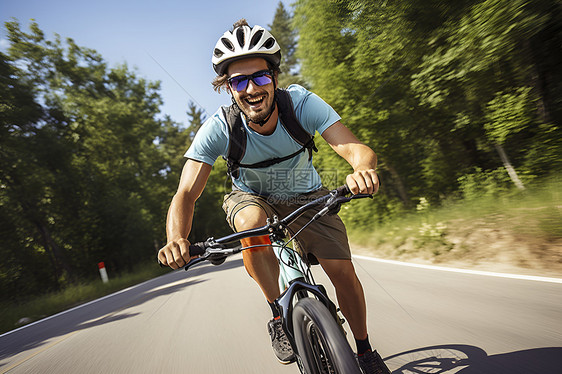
[
  {"x1": 188, "y1": 257, "x2": 244, "y2": 276},
  {"x1": 0, "y1": 257, "x2": 246, "y2": 368},
  {"x1": 385, "y1": 344, "x2": 562, "y2": 374},
  {"x1": 0, "y1": 276, "x2": 206, "y2": 364}
]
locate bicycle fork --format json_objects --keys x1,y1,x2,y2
[{"x1": 271, "y1": 241, "x2": 342, "y2": 354}]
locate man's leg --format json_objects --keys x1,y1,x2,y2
[
  {"x1": 319, "y1": 258, "x2": 390, "y2": 374},
  {"x1": 233, "y1": 205, "x2": 281, "y2": 302},
  {"x1": 318, "y1": 258, "x2": 368, "y2": 339},
  {"x1": 233, "y1": 205, "x2": 295, "y2": 364}
]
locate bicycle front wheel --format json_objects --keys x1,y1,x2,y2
[{"x1": 292, "y1": 298, "x2": 362, "y2": 374}]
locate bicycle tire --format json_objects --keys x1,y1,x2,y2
[{"x1": 292, "y1": 298, "x2": 362, "y2": 374}]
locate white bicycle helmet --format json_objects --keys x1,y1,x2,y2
[{"x1": 212, "y1": 24, "x2": 281, "y2": 75}]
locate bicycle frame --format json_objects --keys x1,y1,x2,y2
[{"x1": 272, "y1": 240, "x2": 306, "y2": 289}]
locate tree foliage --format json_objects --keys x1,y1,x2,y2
[
  {"x1": 0, "y1": 20, "x2": 190, "y2": 299},
  {"x1": 269, "y1": 1, "x2": 306, "y2": 87},
  {"x1": 292, "y1": 0, "x2": 561, "y2": 223},
  {"x1": 2, "y1": 0, "x2": 561, "y2": 300}
]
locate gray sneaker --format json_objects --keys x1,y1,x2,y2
[
  {"x1": 357, "y1": 349, "x2": 391, "y2": 374},
  {"x1": 267, "y1": 318, "x2": 295, "y2": 364}
]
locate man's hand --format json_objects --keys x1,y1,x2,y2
[
  {"x1": 346, "y1": 169, "x2": 379, "y2": 195},
  {"x1": 158, "y1": 238, "x2": 193, "y2": 269}
]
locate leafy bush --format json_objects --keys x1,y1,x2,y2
[{"x1": 457, "y1": 167, "x2": 513, "y2": 201}]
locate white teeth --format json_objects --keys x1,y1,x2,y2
[{"x1": 247, "y1": 95, "x2": 265, "y2": 104}]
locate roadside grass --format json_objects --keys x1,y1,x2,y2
[
  {"x1": 0, "y1": 262, "x2": 169, "y2": 335},
  {"x1": 347, "y1": 178, "x2": 562, "y2": 264}
]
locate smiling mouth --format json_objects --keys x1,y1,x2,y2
[{"x1": 245, "y1": 95, "x2": 266, "y2": 107}]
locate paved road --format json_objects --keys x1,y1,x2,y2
[{"x1": 1, "y1": 255, "x2": 561, "y2": 373}]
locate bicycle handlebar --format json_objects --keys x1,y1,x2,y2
[{"x1": 158, "y1": 185, "x2": 372, "y2": 270}]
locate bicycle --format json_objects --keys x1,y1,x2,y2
[{"x1": 163, "y1": 185, "x2": 372, "y2": 374}]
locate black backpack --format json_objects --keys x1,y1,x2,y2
[{"x1": 222, "y1": 89, "x2": 318, "y2": 179}]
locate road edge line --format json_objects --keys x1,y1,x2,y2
[{"x1": 352, "y1": 255, "x2": 562, "y2": 284}]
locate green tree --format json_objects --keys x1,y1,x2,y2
[
  {"x1": 1, "y1": 50, "x2": 63, "y2": 296},
  {"x1": 412, "y1": 0, "x2": 562, "y2": 184},
  {"x1": 186, "y1": 101, "x2": 206, "y2": 139},
  {"x1": 269, "y1": 1, "x2": 306, "y2": 87},
  {"x1": 1, "y1": 20, "x2": 182, "y2": 299},
  {"x1": 294, "y1": 0, "x2": 433, "y2": 212},
  {"x1": 293, "y1": 0, "x2": 561, "y2": 222}
]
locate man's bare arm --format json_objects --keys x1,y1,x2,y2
[
  {"x1": 158, "y1": 159, "x2": 212, "y2": 269},
  {"x1": 321, "y1": 121, "x2": 379, "y2": 195}
]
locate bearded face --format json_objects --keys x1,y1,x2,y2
[{"x1": 227, "y1": 58, "x2": 276, "y2": 124}]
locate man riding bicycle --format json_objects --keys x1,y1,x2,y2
[{"x1": 157, "y1": 19, "x2": 390, "y2": 374}]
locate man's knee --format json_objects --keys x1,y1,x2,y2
[
  {"x1": 233, "y1": 205, "x2": 268, "y2": 231},
  {"x1": 320, "y1": 259, "x2": 359, "y2": 285}
]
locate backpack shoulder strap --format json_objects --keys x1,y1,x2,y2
[
  {"x1": 276, "y1": 89, "x2": 318, "y2": 159},
  {"x1": 222, "y1": 105, "x2": 246, "y2": 179}
]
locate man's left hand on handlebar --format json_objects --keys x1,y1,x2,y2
[
  {"x1": 158, "y1": 238, "x2": 195, "y2": 269},
  {"x1": 346, "y1": 168, "x2": 379, "y2": 195}
]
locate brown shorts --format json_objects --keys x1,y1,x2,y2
[{"x1": 222, "y1": 188, "x2": 351, "y2": 264}]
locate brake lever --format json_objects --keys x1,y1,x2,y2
[
  {"x1": 321, "y1": 193, "x2": 373, "y2": 217},
  {"x1": 184, "y1": 241, "x2": 229, "y2": 269},
  {"x1": 184, "y1": 256, "x2": 207, "y2": 271},
  {"x1": 349, "y1": 193, "x2": 373, "y2": 200}
]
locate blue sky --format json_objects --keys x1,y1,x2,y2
[{"x1": 0, "y1": 0, "x2": 292, "y2": 125}]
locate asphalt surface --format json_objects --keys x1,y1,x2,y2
[{"x1": 1, "y1": 254, "x2": 561, "y2": 373}]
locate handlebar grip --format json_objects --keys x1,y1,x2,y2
[
  {"x1": 335, "y1": 185, "x2": 351, "y2": 196},
  {"x1": 189, "y1": 242, "x2": 207, "y2": 256},
  {"x1": 157, "y1": 242, "x2": 207, "y2": 267}
]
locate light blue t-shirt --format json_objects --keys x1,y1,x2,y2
[{"x1": 185, "y1": 84, "x2": 340, "y2": 198}]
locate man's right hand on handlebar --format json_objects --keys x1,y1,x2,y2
[{"x1": 158, "y1": 238, "x2": 196, "y2": 269}]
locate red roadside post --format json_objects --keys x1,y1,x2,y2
[{"x1": 98, "y1": 262, "x2": 109, "y2": 283}]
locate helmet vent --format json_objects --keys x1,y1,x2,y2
[
  {"x1": 236, "y1": 27, "x2": 246, "y2": 48},
  {"x1": 213, "y1": 48, "x2": 224, "y2": 58},
  {"x1": 249, "y1": 30, "x2": 264, "y2": 49},
  {"x1": 221, "y1": 38, "x2": 234, "y2": 51},
  {"x1": 264, "y1": 37, "x2": 275, "y2": 49}
]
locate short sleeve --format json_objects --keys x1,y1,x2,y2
[
  {"x1": 287, "y1": 84, "x2": 341, "y2": 135},
  {"x1": 184, "y1": 110, "x2": 229, "y2": 166}
]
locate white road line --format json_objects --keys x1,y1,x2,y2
[
  {"x1": 353, "y1": 255, "x2": 562, "y2": 284},
  {"x1": 4, "y1": 257, "x2": 560, "y2": 339}
]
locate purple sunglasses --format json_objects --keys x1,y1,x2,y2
[{"x1": 228, "y1": 70, "x2": 273, "y2": 92}]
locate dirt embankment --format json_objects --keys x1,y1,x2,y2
[{"x1": 353, "y1": 217, "x2": 562, "y2": 279}]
